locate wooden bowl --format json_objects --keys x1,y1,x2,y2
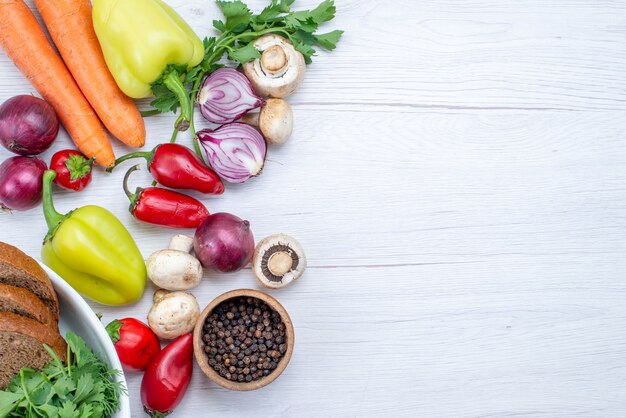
[{"x1": 193, "y1": 289, "x2": 295, "y2": 391}]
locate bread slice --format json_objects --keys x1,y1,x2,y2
[
  {"x1": 0, "y1": 312, "x2": 66, "y2": 389},
  {"x1": 0, "y1": 283, "x2": 56, "y2": 326},
  {"x1": 0, "y1": 242, "x2": 59, "y2": 321}
]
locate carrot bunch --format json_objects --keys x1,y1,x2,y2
[{"x1": 0, "y1": 0, "x2": 145, "y2": 167}]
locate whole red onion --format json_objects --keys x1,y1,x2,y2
[
  {"x1": 193, "y1": 212, "x2": 255, "y2": 272},
  {"x1": 0, "y1": 95, "x2": 59, "y2": 155},
  {"x1": 0, "y1": 156, "x2": 47, "y2": 211}
]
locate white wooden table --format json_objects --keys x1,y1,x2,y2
[{"x1": 2, "y1": 0, "x2": 626, "y2": 416}]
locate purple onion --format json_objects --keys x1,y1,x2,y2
[
  {"x1": 0, "y1": 95, "x2": 59, "y2": 155},
  {"x1": 197, "y1": 123, "x2": 267, "y2": 184},
  {"x1": 193, "y1": 212, "x2": 255, "y2": 272},
  {"x1": 197, "y1": 68, "x2": 264, "y2": 125},
  {"x1": 0, "y1": 156, "x2": 47, "y2": 211}
]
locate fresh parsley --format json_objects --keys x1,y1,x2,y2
[{"x1": 0, "y1": 332, "x2": 125, "y2": 418}]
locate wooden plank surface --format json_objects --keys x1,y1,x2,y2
[{"x1": 1, "y1": 0, "x2": 626, "y2": 416}]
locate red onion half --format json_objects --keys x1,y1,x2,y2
[
  {"x1": 0, "y1": 156, "x2": 47, "y2": 211},
  {"x1": 193, "y1": 212, "x2": 255, "y2": 272},
  {"x1": 197, "y1": 68, "x2": 264, "y2": 125},
  {"x1": 0, "y1": 95, "x2": 59, "y2": 155},
  {"x1": 197, "y1": 123, "x2": 267, "y2": 184}
]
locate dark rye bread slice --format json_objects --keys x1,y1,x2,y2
[
  {"x1": 0, "y1": 242, "x2": 59, "y2": 321},
  {"x1": 0, "y1": 283, "x2": 56, "y2": 326},
  {"x1": 0, "y1": 312, "x2": 67, "y2": 389}
]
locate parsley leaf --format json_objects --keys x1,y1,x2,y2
[
  {"x1": 216, "y1": 0, "x2": 253, "y2": 33},
  {"x1": 315, "y1": 30, "x2": 343, "y2": 50},
  {"x1": 58, "y1": 401, "x2": 80, "y2": 418},
  {"x1": 228, "y1": 42, "x2": 262, "y2": 63},
  {"x1": 0, "y1": 391, "x2": 21, "y2": 416},
  {"x1": 151, "y1": 84, "x2": 180, "y2": 114},
  {"x1": 310, "y1": 0, "x2": 336, "y2": 23},
  {"x1": 257, "y1": 3, "x2": 282, "y2": 21}
]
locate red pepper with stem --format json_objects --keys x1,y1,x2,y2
[
  {"x1": 109, "y1": 143, "x2": 224, "y2": 194},
  {"x1": 124, "y1": 164, "x2": 209, "y2": 228},
  {"x1": 141, "y1": 333, "x2": 193, "y2": 418},
  {"x1": 106, "y1": 318, "x2": 161, "y2": 372},
  {"x1": 49, "y1": 150, "x2": 94, "y2": 191}
]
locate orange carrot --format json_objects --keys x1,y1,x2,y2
[
  {"x1": 33, "y1": 0, "x2": 146, "y2": 148},
  {"x1": 0, "y1": 0, "x2": 114, "y2": 167}
]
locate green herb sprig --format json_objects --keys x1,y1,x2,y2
[
  {"x1": 0, "y1": 332, "x2": 125, "y2": 418},
  {"x1": 150, "y1": 0, "x2": 343, "y2": 156}
]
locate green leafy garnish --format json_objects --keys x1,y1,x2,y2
[{"x1": 0, "y1": 332, "x2": 125, "y2": 418}]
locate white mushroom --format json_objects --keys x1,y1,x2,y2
[
  {"x1": 252, "y1": 234, "x2": 307, "y2": 289},
  {"x1": 148, "y1": 290, "x2": 200, "y2": 340},
  {"x1": 242, "y1": 34, "x2": 306, "y2": 98},
  {"x1": 241, "y1": 98, "x2": 293, "y2": 145},
  {"x1": 147, "y1": 235, "x2": 203, "y2": 291}
]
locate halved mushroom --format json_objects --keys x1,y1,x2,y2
[
  {"x1": 242, "y1": 34, "x2": 306, "y2": 98},
  {"x1": 241, "y1": 98, "x2": 293, "y2": 145},
  {"x1": 253, "y1": 234, "x2": 306, "y2": 289}
]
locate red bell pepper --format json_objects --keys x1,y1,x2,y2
[
  {"x1": 123, "y1": 165, "x2": 209, "y2": 228},
  {"x1": 109, "y1": 143, "x2": 224, "y2": 194},
  {"x1": 141, "y1": 333, "x2": 193, "y2": 418},
  {"x1": 105, "y1": 318, "x2": 161, "y2": 372},
  {"x1": 49, "y1": 149, "x2": 93, "y2": 191}
]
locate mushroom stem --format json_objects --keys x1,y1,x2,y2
[
  {"x1": 241, "y1": 112, "x2": 260, "y2": 127},
  {"x1": 153, "y1": 289, "x2": 170, "y2": 304},
  {"x1": 268, "y1": 251, "x2": 293, "y2": 276},
  {"x1": 169, "y1": 234, "x2": 194, "y2": 253},
  {"x1": 260, "y1": 45, "x2": 288, "y2": 76}
]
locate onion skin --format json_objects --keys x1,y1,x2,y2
[
  {"x1": 197, "y1": 123, "x2": 267, "y2": 184},
  {"x1": 193, "y1": 212, "x2": 255, "y2": 273},
  {"x1": 0, "y1": 156, "x2": 47, "y2": 211},
  {"x1": 197, "y1": 68, "x2": 264, "y2": 125},
  {"x1": 0, "y1": 95, "x2": 59, "y2": 155}
]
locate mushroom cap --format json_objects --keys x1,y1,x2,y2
[
  {"x1": 242, "y1": 98, "x2": 294, "y2": 145},
  {"x1": 242, "y1": 34, "x2": 306, "y2": 98},
  {"x1": 148, "y1": 291, "x2": 200, "y2": 340},
  {"x1": 252, "y1": 233, "x2": 307, "y2": 289},
  {"x1": 146, "y1": 249, "x2": 203, "y2": 291},
  {"x1": 259, "y1": 98, "x2": 293, "y2": 145}
]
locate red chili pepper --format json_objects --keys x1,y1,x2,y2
[
  {"x1": 109, "y1": 143, "x2": 224, "y2": 194},
  {"x1": 141, "y1": 333, "x2": 193, "y2": 418},
  {"x1": 105, "y1": 318, "x2": 161, "y2": 372},
  {"x1": 124, "y1": 165, "x2": 209, "y2": 228},
  {"x1": 49, "y1": 149, "x2": 94, "y2": 191}
]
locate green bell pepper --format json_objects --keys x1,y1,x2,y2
[
  {"x1": 41, "y1": 170, "x2": 146, "y2": 305},
  {"x1": 92, "y1": 0, "x2": 204, "y2": 128}
]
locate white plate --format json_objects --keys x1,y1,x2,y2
[{"x1": 39, "y1": 263, "x2": 131, "y2": 418}]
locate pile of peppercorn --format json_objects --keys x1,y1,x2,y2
[{"x1": 202, "y1": 296, "x2": 287, "y2": 383}]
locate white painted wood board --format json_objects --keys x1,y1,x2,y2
[{"x1": 1, "y1": 0, "x2": 626, "y2": 416}]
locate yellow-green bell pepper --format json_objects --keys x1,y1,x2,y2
[
  {"x1": 41, "y1": 170, "x2": 146, "y2": 305},
  {"x1": 92, "y1": 0, "x2": 204, "y2": 99}
]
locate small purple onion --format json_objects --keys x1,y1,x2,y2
[
  {"x1": 197, "y1": 123, "x2": 267, "y2": 184},
  {"x1": 0, "y1": 156, "x2": 47, "y2": 211},
  {"x1": 0, "y1": 95, "x2": 59, "y2": 155},
  {"x1": 193, "y1": 212, "x2": 255, "y2": 272},
  {"x1": 197, "y1": 68, "x2": 264, "y2": 125}
]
